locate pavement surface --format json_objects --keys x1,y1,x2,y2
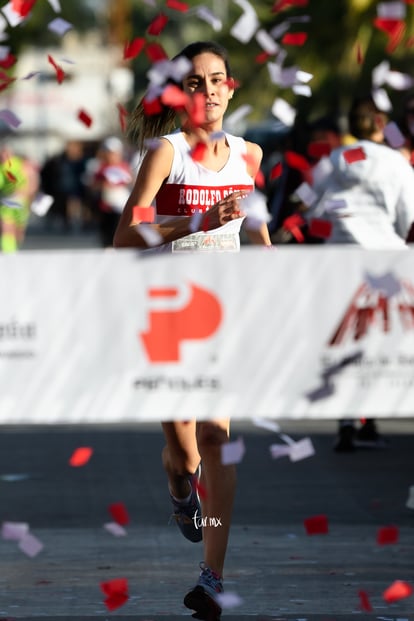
[{"x1": 0, "y1": 419, "x2": 413, "y2": 620}]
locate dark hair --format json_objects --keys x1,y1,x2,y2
[
  {"x1": 308, "y1": 115, "x2": 341, "y2": 136},
  {"x1": 348, "y1": 96, "x2": 388, "y2": 140},
  {"x1": 129, "y1": 41, "x2": 232, "y2": 152}
]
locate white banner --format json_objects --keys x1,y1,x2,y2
[{"x1": 1, "y1": 247, "x2": 414, "y2": 423}]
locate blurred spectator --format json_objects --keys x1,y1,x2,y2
[
  {"x1": 0, "y1": 144, "x2": 39, "y2": 253},
  {"x1": 40, "y1": 140, "x2": 89, "y2": 232},
  {"x1": 91, "y1": 136, "x2": 132, "y2": 248},
  {"x1": 399, "y1": 91, "x2": 414, "y2": 163}
]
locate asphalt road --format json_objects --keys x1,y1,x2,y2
[{"x1": 0, "y1": 419, "x2": 413, "y2": 620}]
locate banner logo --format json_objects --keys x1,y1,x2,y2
[
  {"x1": 140, "y1": 282, "x2": 222, "y2": 363},
  {"x1": 328, "y1": 272, "x2": 414, "y2": 346}
]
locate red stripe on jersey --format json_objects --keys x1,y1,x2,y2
[{"x1": 156, "y1": 183, "x2": 253, "y2": 216}]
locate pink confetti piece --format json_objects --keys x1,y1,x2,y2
[
  {"x1": 383, "y1": 580, "x2": 413, "y2": 603},
  {"x1": 221, "y1": 437, "x2": 245, "y2": 465},
  {"x1": 18, "y1": 532, "x2": 43, "y2": 557},
  {"x1": 304, "y1": 514, "x2": 329, "y2": 535},
  {"x1": 69, "y1": 446, "x2": 93, "y2": 467}
]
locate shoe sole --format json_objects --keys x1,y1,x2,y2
[{"x1": 184, "y1": 585, "x2": 222, "y2": 621}]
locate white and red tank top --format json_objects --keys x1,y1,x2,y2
[{"x1": 154, "y1": 130, "x2": 254, "y2": 252}]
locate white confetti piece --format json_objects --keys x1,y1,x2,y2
[
  {"x1": 30, "y1": 193, "x2": 54, "y2": 217},
  {"x1": 47, "y1": 0, "x2": 62, "y2": 12},
  {"x1": 385, "y1": 70, "x2": 413, "y2": 91},
  {"x1": 195, "y1": 6, "x2": 222, "y2": 32},
  {"x1": 271, "y1": 98, "x2": 296, "y2": 127},
  {"x1": 230, "y1": 0, "x2": 259, "y2": 44},
  {"x1": 255, "y1": 29, "x2": 279, "y2": 55},
  {"x1": 292, "y1": 84, "x2": 312, "y2": 97},
  {"x1": 251, "y1": 417, "x2": 281, "y2": 433},
  {"x1": 372, "y1": 87, "x2": 392, "y2": 112},
  {"x1": 18, "y1": 532, "x2": 43, "y2": 558},
  {"x1": 48, "y1": 17, "x2": 73, "y2": 36},
  {"x1": 2, "y1": 2, "x2": 27, "y2": 27},
  {"x1": 242, "y1": 190, "x2": 272, "y2": 230},
  {"x1": 377, "y1": 1, "x2": 406, "y2": 19},
  {"x1": 224, "y1": 104, "x2": 253, "y2": 132},
  {"x1": 372, "y1": 60, "x2": 390, "y2": 88},
  {"x1": 364, "y1": 271, "x2": 402, "y2": 297},
  {"x1": 1, "y1": 521, "x2": 29, "y2": 541},
  {"x1": 0, "y1": 44, "x2": 10, "y2": 60},
  {"x1": 383, "y1": 121, "x2": 406, "y2": 149},
  {"x1": 104, "y1": 522, "x2": 127, "y2": 537},
  {"x1": 136, "y1": 223, "x2": 163, "y2": 247},
  {"x1": 215, "y1": 591, "x2": 243, "y2": 609},
  {"x1": 0, "y1": 108, "x2": 22, "y2": 129},
  {"x1": 312, "y1": 156, "x2": 334, "y2": 186},
  {"x1": 294, "y1": 182, "x2": 318, "y2": 207},
  {"x1": 269, "y1": 443, "x2": 292, "y2": 459},
  {"x1": 221, "y1": 437, "x2": 245, "y2": 465},
  {"x1": 323, "y1": 197, "x2": 347, "y2": 212},
  {"x1": 289, "y1": 437, "x2": 315, "y2": 462},
  {"x1": 406, "y1": 485, "x2": 414, "y2": 510}
]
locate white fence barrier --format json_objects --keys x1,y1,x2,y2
[{"x1": 1, "y1": 247, "x2": 413, "y2": 423}]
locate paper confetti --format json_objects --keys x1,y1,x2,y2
[
  {"x1": 252, "y1": 417, "x2": 281, "y2": 433},
  {"x1": 406, "y1": 485, "x2": 414, "y2": 509},
  {"x1": 123, "y1": 37, "x2": 145, "y2": 61},
  {"x1": 147, "y1": 13, "x2": 169, "y2": 36},
  {"x1": 69, "y1": 446, "x2": 93, "y2": 467},
  {"x1": 282, "y1": 32, "x2": 307, "y2": 46},
  {"x1": 18, "y1": 532, "x2": 44, "y2": 557},
  {"x1": 376, "y1": 525, "x2": 399, "y2": 545},
  {"x1": 48, "y1": 17, "x2": 72, "y2": 36},
  {"x1": 294, "y1": 181, "x2": 318, "y2": 206},
  {"x1": 308, "y1": 218, "x2": 332, "y2": 239},
  {"x1": 221, "y1": 437, "x2": 245, "y2": 465},
  {"x1": 104, "y1": 522, "x2": 127, "y2": 537},
  {"x1": 230, "y1": 0, "x2": 259, "y2": 43},
  {"x1": 101, "y1": 578, "x2": 129, "y2": 611},
  {"x1": 358, "y1": 589, "x2": 373, "y2": 612},
  {"x1": 1, "y1": 521, "x2": 29, "y2": 541},
  {"x1": 303, "y1": 514, "x2": 329, "y2": 535},
  {"x1": 109, "y1": 502, "x2": 130, "y2": 526},
  {"x1": 11, "y1": 0, "x2": 37, "y2": 17},
  {"x1": 132, "y1": 205, "x2": 155, "y2": 224},
  {"x1": 77, "y1": 109, "x2": 92, "y2": 127},
  {"x1": 136, "y1": 223, "x2": 163, "y2": 247},
  {"x1": 271, "y1": 98, "x2": 296, "y2": 127},
  {"x1": 383, "y1": 580, "x2": 413, "y2": 603},
  {"x1": 166, "y1": 0, "x2": 189, "y2": 11},
  {"x1": 47, "y1": 54, "x2": 65, "y2": 84},
  {"x1": 215, "y1": 591, "x2": 243, "y2": 609},
  {"x1": 289, "y1": 437, "x2": 315, "y2": 462},
  {"x1": 342, "y1": 146, "x2": 366, "y2": 164},
  {"x1": 383, "y1": 121, "x2": 406, "y2": 148},
  {"x1": 195, "y1": 6, "x2": 222, "y2": 31},
  {"x1": 0, "y1": 108, "x2": 21, "y2": 129}
]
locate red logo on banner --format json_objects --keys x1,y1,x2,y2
[
  {"x1": 140, "y1": 283, "x2": 222, "y2": 362},
  {"x1": 329, "y1": 273, "x2": 414, "y2": 346}
]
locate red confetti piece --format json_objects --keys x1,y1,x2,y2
[
  {"x1": 0, "y1": 71, "x2": 15, "y2": 92},
  {"x1": 309, "y1": 218, "x2": 332, "y2": 239},
  {"x1": 145, "y1": 42, "x2": 168, "y2": 62},
  {"x1": 188, "y1": 93, "x2": 206, "y2": 127},
  {"x1": 12, "y1": 0, "x2": 37, "y2": 16},
  {"x1": 69, "y1": 447, "x2": 93, "y2": 467},
  {"x1": 101, "y1": 578, "x2": 129, "y2": 611},
  {"x1": 285, "y1": 150, "x2": 311, "y2": 172},
  {"x1": 225, "y1": 77, "x2": 240, "y2": 90},
  {"x1": 307, "y1": 141, "x2": 332, "y2": 159},
  {"x1": 283, "y1": 214, "x2": 305, "y2": 243},
  {"x1": 132, "y1": 206, "x2": 155, "y2": 223},
  {"x1": 161, "y1": 84, "x2": 189, "y2": 109},
  {"x1": 356, "y1": 41, "x2": 364, "y2": 64},
  {"x1": 48, "y1": 55, "x2": 65, "y2": 84},
  {"x1": 256, "y1": 51, "x2": 271, "y2": 64},
  {"x1": 108, "y1": 502, "x2": 130, "y2": 526},
  {"x1": 303, "y1": 514, "x2": 329, "y2": 535},
  {"x1": 373, "y1": 18, "x2": 405, "y2": 53},
  {"x1": 255, "y1": 169, "x2": 265, "y2": 188},
  {"x1": 358, "y1": 590, "x2": 373, "y2": 612},
  {"x1": 5, "y1": 170, "x2": 17, "y2": 183},
  {"x1": 270, "y1": 162, "x2": 283, "y2": 180},
  {"x1": 193, "y1": 474, "x2": 207, "y2": 500},
  {"x1": 342, "y1": 146, "x2": 366, "y2": 164},
  {"x1": 147, "y1": 13, "x2": 169, "y2": 36},
  {"x1": 191, "y1": 142, "x2": 207, "y2": 162},
  {"x1": 0, "y1": 54, "x2": 17, "y2": 70},
  {"x1": 272, "y1": 0, "x2": 308, "y2": 13},
  {"x1": 123, "y1": 37, "x2": 145, "y2": 61},
  {"x1": 77, "y1": 109, "x2": 92, "y2": 127},
  {"x1": 166, "y1": 0, "x2": 189, "y2": 11},
  {"x1": 143, "y1": 96, "x2": 163, "y2": 116},
  {"x1": 383, "y1": 580, "x2": 413, "y2": 603},
  {"x1": 281, "y1": 32, "x2": 308, "y2": 46},
  {"x1": 117, "y1": 103, "x2": 128, "y2": 133},
  {"x1": 376, "y1": 525, "x2": 399, "y2": 545}
]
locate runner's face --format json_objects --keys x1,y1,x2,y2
[{"x1": 182, "y1": 52, "x2": 234, "y2": 127}]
